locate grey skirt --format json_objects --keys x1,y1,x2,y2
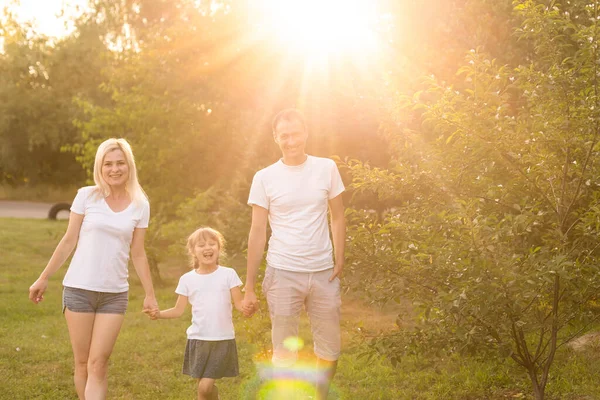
[{"x1": 183, "y1": 339, "x2": 239, "y2": 379}]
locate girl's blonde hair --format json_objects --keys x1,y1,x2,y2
[
  {"x1": 93, "y1": 138, "x2": 147, "y2": 205},
  {"x1": 186, "y1": 227, "x2": 226, "y2": 269}
]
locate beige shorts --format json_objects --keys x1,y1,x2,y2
[{"x1": 262, "y1": 266, "x2": 341, "y2": 366}]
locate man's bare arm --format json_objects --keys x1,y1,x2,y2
[
  {"x1": 329, "y1": 194, "x2": 346, "y2": 281},
  {"x1": 242, "y1": 205, "x2": 269, "y2": 310}
]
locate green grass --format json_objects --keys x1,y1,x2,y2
[
  {"x1": 2, "y1": 218, "x2": 600, "y2": 399},
  {"x1": 0, "y1": 183, "x2": 78, "y2": 202}
]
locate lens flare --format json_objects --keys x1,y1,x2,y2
[
  {"x1": 257, "y1": 379, "x2": 316, "y2": 399},
  {"x1": 241, "y1": 337, "x2": 341, "y2": 399},
  {"x1": 283, "y1": 336, "x2": 305, "y2": 352}
]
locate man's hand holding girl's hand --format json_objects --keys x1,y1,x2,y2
[
  {"x1": 241, "y1": 291, "x2": 259, "y2": 317},
  {"x1": 242, "y1": 302, "x2": 257, "y2": 317}
]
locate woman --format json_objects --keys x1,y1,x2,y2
[{"x1": 28, "y1": 138, "x2": 159, "y2": 400}]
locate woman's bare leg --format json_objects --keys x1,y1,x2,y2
[
  {"x1": 65, "y1": 309, "x2": 95, "y2": 399},
  {"x1": 84, "y1": 313, "x2": 125, "y2": 400}
]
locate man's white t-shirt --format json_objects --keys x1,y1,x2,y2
[
  {"x1": 62, "y1": 186, "x2": 150, "y2": 293},
  {"x1": 176, "y1": 266, "x2": 243, "y2": 340},
  {"x1": 247, "y1": 155, "x2": 345, "y2": 272}
]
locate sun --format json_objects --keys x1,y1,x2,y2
[
  {"x1": 232, "y1": 0, "x2": 389, "y2": 139},
  {"x1": 253, "y1": 0, "x2": 381, "y2": 58}
]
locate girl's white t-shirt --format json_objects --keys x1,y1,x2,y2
[
  {"x1": 247, "y1": 155, "x2": 345, "y2": 272},
  {"x1": 62, "y1": 186, "x2": 150, "y2": 293},
  {"x1": 176, "y1": 266, "x2": 243, "y2": 340}
]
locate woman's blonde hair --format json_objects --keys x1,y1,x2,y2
[
  {"x1": 93, "y1": 138, "x2": 147, "y2": 205},
  {"x1": 186, "y1": 227, "x2": 226, "y2": 269}
]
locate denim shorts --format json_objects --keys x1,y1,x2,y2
[{"x1": 62, "y1": 286, "x2": 128, "y2": 314}]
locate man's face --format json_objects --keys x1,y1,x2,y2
[{"x1": 273, "y1": 118, "x2": 307, "y2": 159}]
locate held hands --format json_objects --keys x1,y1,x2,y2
[
  {"x1": 142, "y1": 295, "x2": 159, "y2": 319},
  {"x1": 28, "y1": 277, "x2": 48, "y2": 304},
  {"x1": 241, "y1": 290, "x2": 259, "y2": 317},
  {"x1": 147, "y1": 310, "x2": 161, "y2": 320}
]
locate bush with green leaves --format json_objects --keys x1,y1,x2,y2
[{"x1": 345, "y1": 1, "x2": 600, "y2": 399}]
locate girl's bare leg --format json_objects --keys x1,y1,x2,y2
[{"x1": 197, "y1": 378, "x2": 217, "y2": 400}]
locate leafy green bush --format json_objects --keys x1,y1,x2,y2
[{"x1": 344, "y1": 2, "x2": 600, "y2": 399}]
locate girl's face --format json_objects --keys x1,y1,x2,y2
[
  {"x1": 193, "y1": 236, "x2": 220, "y2": 268},
  {"x1": 102, "y1": 149, "x2": 129, "y2": 188}
]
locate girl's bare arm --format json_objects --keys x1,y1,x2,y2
[{"x1": 153, "y1": 295, "x2": 188, "y2": 319}]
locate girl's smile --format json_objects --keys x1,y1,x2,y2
[{"x1": 194, "y1": 238, "x2": 220, "y2": 269}]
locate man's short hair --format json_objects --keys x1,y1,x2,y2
[{"x1": 272, "y1": 108, "x2": 307, "y2": 133}]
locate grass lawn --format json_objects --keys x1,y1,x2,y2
[
  {"x1": 2, "y1": 218, "x2": 600, "y2": 399},
  {"x1": 0, "y1": 184, "x2": 78, "y2": 203}
]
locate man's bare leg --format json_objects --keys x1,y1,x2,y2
[{"x1": 316, "y1": 358, "x2": 338, "y2": 400}]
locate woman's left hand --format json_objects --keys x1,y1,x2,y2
[{"x1": 142, "y1": 295, "x2": 159, "y2": 315}]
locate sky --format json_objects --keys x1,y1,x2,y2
[{"x1": 0, "y1": 0, "x2": 89, "y2": 38}]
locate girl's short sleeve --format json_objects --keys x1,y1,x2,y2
[
  {"x1": 228, "y1": 268, "x2": 243, "y2": 289},
  {"x1": 70, "y1": 187, "x2": 89, "y2": 215},
  {"x1": 175, "y1": 275, "x2": 188, "y2": 296},
  {"x1": 137, "y1": 200, "x2": 150, "y2": 229}
]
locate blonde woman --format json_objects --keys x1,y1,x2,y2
[{"x1": 28, "y1": 138, "x2": 159, "y2": 400}]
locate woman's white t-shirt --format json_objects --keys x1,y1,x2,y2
[
  {"x1": 175, "y1": 266, "x2": 243, "y2": 340},
  {"x1": 62, "y1": 186, "x2": 150, "y2": 293}
]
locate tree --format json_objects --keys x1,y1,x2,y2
[
  {"x1": 0, "y1": 8, "x2": 108, "y2": 186},
  {"x1": 345, "y1": 1, "x2": 600, "y2": 399}
]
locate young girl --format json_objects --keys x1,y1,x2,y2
[{"x1": 151, "y1": 227, "x2": 245, "y2": 400}]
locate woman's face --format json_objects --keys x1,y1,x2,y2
[{"x1": 102, "y1": 149, "x2": 129, "y2": 188}]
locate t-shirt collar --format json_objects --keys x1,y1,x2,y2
[{"x1": 278, "y1": 154, "x2": 310, "y2": 170}]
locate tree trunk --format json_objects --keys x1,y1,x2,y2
[{"x1": 529, "y1": 371, "x2": 545, "y2": 400}]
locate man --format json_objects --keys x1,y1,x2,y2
[{"x1": 242, "y1": 108, "x2": 346, "y2": 399}]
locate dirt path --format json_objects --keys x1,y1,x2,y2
[{"x1": 0, "y1": 200, "x2": 68, "y2": 219}]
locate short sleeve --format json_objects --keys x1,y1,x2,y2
[
  {"x1": 70, "y1": 187, "x2": 90, "y2": 215},
  {"x1": 228, "y1": 269, "x2": 243, "y2": 289},
  {"x1": 247, "y1": 171, "x2": 269, "y2": 209},
  {"x1": 175, "y1": 275, "x2": 188, "y2": 296},
  {"x1": 136, "y1": 200, "x2": 150, "y2": 229},
  {"x1": 328, "y1": 160, "x2": 345, "y2": 199}
]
